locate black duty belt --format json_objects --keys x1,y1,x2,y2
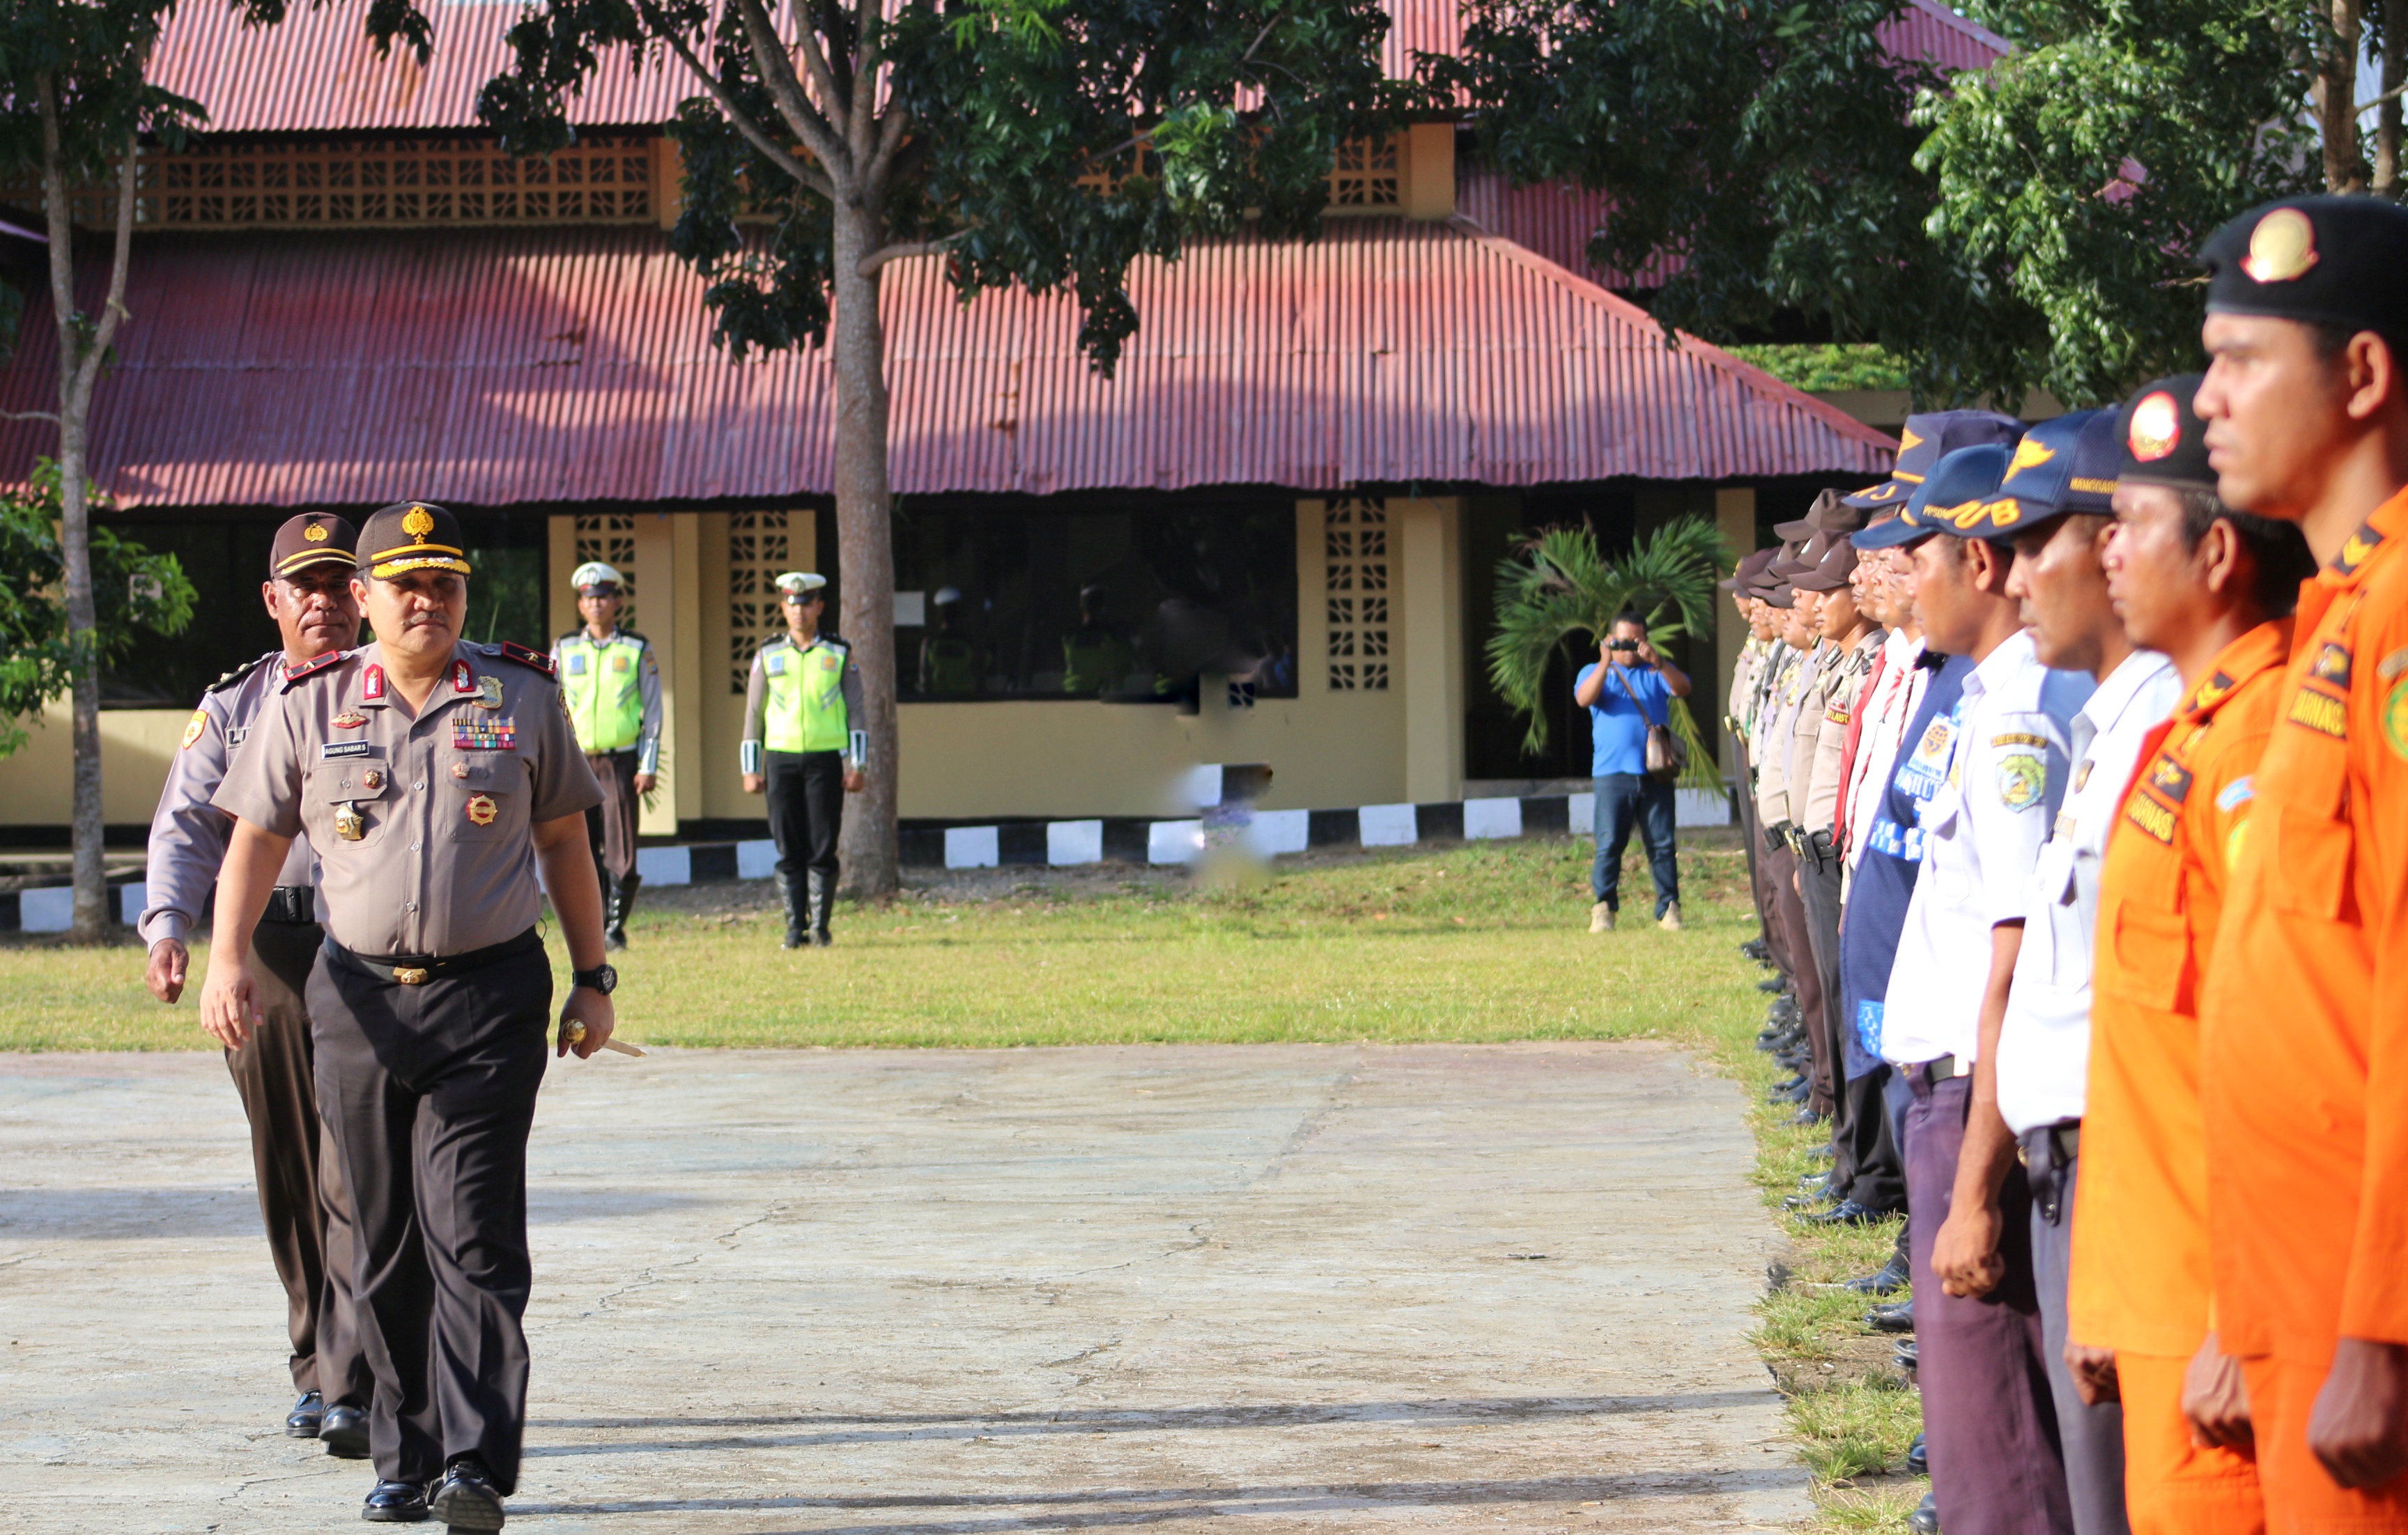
[
  {"x1": 260, "y1": 885, "x2": 317, "y2": 925},
  {"x1": 1912, "y1": 1055, "x2": 1973, "y2": 1089},
  {"x1": 2021, "y1": 1119, "x2": 2083, "y2": 1224},
  {"x1": 326, "y1": 927, "x2": 542, "y2": 987}
]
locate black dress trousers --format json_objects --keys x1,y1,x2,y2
[
  {"x1": 764, "y1": 748, "x2": 845, "y2": 881},
  {"x1": 307, "y1": 939, "x2": 550, "y2": 1493}
]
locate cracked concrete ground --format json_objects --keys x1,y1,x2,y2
[{"x1": 0, "y1": 1042, "x2": 1805, "y2": 1533}]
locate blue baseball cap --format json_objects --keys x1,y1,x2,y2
[
  {"x1": 1853, "y1": 442, "x2": 2017, "y2": 549},
  {"x1": 1840, "y1": 410, "x2": 2028, "y2": 510},
  {"x1": 1967, "y1": 409, "x2": 2120, "y2": 534}
]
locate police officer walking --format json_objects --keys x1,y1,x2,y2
[
  {"x1": 742, "y1": 571, "x2": 865, "y2": 948},
  {"x1": 553, "y1": 562, "x2": 661, "y2": 950},
  {"x1": 139, "y1": 513, "x2": 373, "y2": 1457},
  {"x1": 196, "y1": 500, "x2": 614, "y2": 1531}
]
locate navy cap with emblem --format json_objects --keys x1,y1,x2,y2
[
  {"x1": 1853, "y1": 442, "x2": 2017, "y2": 549},
  {"x1": 2114, "y1": 373, "x2": 2214, "y2": 493},
  {"x1": 2200, "y1": 196, "x2": 2408, "y2": 348},
  {"x1": 1969, "y1": 408, "x2": 2121, "y2": 534},
  {"x1": 1840, "y1": 410, "x2": 2026, "y2": 510}
]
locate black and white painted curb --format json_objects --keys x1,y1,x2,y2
[{"x1": 1, "y1": 787, "x2": 1730, "y2": 932}]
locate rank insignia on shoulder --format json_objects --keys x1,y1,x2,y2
[
  {"x1": 452, "y1": 660, "x2": 477, "y2": 694},
  {"x1": 2334, "y1": 522, "x2": 2385, "y2": 576},
  {"x1": 362, "y1": 665, "x2": 386, "y2": 701},
  {"x1": 206, "y1": 655, "x2": 265, "y2": 694},
  {"x1": 179, "y1": 707, "x2": 209, "y2": 751},
  {"x1": 493, "y1": 641, "x2": 555, "y2": 677},
  {"x1": 282, "y1": 650, "x2": 345, "y2": 689}
]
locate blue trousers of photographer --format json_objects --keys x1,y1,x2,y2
[{"x1": 1592, "y1": 773, "x2": 1679, "y2": 918}]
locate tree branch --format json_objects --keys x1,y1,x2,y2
[
  {"x1": 778, "y1": 0, "x2": 856, "y2": 173},
  {"x1": 848, "y1": 0, "x2": 880, "y2": 159},
  {"x1": 0, "y1": 409, "x2": 63, "y2": 423},
  {"x1": 856, "y1": 231, "x2": 966, "y2": 277},
  {"x1": 2360, "y1": 77, "x2": 2408, "y2": 114},
  {"x1": 632, "y1": 0, "x2": 834, "y2": 199},
  {"x1": 736, "y1": 0, "x2": 851, "y2": 185},
  {"x1": 865, "y1": 102, "x2": 912, "y2": 198},
  {"x1": 70, "y1": 134, "x2": 141, "y2": 421}
]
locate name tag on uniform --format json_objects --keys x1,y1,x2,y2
[
  {"x1": 323, "y1": 741, "x2": 373, "y2": 759},
  {"x1": 566, "y1": 653, "x2": 587, "y2": 675},
  {"x1": 226, "y1": 727, "x2": 250, "y2": 748},
  {"x1": 454, "y1": 716, "x2": 517, "y2": 751}
]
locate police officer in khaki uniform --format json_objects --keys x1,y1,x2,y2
[
  {"x1": 140, "y1": 512, "x2": 373, "y2": 1455},
  {"x1": 197, "y1": 500, "x2": 612, "y2": 1531},
  {"x1": 552, "y1": 561, "x2": 661, "y2": 950},
  {"x1": 741, "y1": 571, "x2": 865, "y2": 948}
]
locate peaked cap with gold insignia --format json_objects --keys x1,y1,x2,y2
[
  {"x1": 269, "y1": 513, "x2": 358, "y2": 578},
  {"x1": 360, "y1": 500, "x2": 472, "y2": 580}
]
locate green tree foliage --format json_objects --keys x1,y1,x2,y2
[
  {"x1": 0, "y1": 458, "x2": 195, "y2": 757},
  {"x1": 1485, "y1": 518, "x2": 1726, "y2": 787}
]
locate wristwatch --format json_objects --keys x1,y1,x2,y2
[{"x1": 572, "y1": 964, "x2": 618, "y2": 996}]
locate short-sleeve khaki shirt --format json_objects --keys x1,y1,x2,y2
[{"x1": 214, "y1": 639, "x2": 602, "y2": 957}]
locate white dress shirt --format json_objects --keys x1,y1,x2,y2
[
  {"x1": 1994, "y1": 649, "x2": 2182, "y2": 1135},
  {"x1": 1881, "y1": 629, "x2": 2096, "y2": 1067}
]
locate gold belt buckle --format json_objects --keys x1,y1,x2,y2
[{"x1": 392, "y1": 966, "x2": 430, "y2": 986}]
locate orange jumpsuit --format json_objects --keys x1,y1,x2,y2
[
  {"x1": 2071, "y1": 619, "x2": 2292, "y2": 1535},
  {"x1": 2201, "y1": 486, "x2": 2408, "y2": 1529}
]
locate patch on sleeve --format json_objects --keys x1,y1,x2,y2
[
  {"x1": 1996, "y1": 753, "x2": 2047, "y2": 811},
  {"x1": 2386, "y1": 677, "x2": 2408, "y2": 762},
  {"x1": 179, "y1": 707, "x2": 209, "y2": 750},
  {"x1": 1855, "y1": 998, "x2": 1885, "y2": 1060},
  {"x1": 2216, "y1": 776, "x2": 2255, "y2": 813}
]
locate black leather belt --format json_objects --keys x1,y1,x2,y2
[
  {"x1": 1912, "y1": 1055, "x2": 1972, "y2": 1088},
  {"x1": 326, "y1": 927, "x2": 542, "y2": 987},
  {"x1": 260, "y1": 885, "x2": 316, "y2": 925}
]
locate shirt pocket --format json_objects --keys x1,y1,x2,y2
[
  {"x1": 445, "y1": 757, "x2": 521, "y2": 844},
  {"x1": 2264, "y1": 739, "x2": 2353, "y2": 921},
  {"x1": 2101, "y1": 893, "x2": 2191, "y2": 1013},
  {"x1": 304, "y1": 759, "x2": 394, "y2": 849}
]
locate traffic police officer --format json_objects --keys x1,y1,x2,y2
[
  {"x1": 741, "y1": 571, "x2": 865, "y2": 948},
  {"x1": 139, "y1": 512, "x2": 373, "y2": 1456},
  {"x1": 197, "y1": 500, "x2": 613, "y2": 1531},
  {"x1": 553, "y1": 561, "x2": 661, "y2": 949}
]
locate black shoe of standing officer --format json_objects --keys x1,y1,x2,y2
[
  {"x1": 1740, "y1": 938, "x2": 1769, "y2": 962},
  {"x1": 362, "y1": 1480, "x2": 431, "y2": 1523},
  {"x1": 1804, "y1": 1199, "x2": 1882, "y2": 1228},
  {"x1": 1783, "y1": 1178, "x2": 1832, "y2": 1210},
  {"x1": 319, "y1": 1401, "x2": 371, "y2": 1459},
  {"x1": 1893, "y1": 1339, "x2": 1919, "y2": 1373},
  {"x1": 1868, "y1": 1298, "x2": 1915, "y2": 1334},
  {"x1": 285, "y1": 1389, "x2": 325, "y2": 1437},
  {"x1": 430, "y1": 1457, "x2": 507, "y2": 1531},
  {"x1": 1841, "y1": 1250, "x2": 1911, "y2": 1296},
  {"x1": 1908, "y1": 1490, "x2": 1940, "y2": 1533},
  {"x1": 1906, "y1": 1431, "x2": 1928, "y2": 1476},
  {"x1": 1757, "y1": 975, "x2": 1788, "y2": 994},
  {"x1": 1789, "y1": 1105, "x2": 1828, "y2": 1127},
  {"x1": 775, "y1": 871, "x2": 805, "y2": 950}
]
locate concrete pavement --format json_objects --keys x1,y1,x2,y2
[{"x1": 0, "y1": 1042, "x2": 1806, "y2": 1532}]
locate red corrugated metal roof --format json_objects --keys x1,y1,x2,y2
[
  {"x1": 0, "y1": 220, "x2": 1892, "y2": 507},
  {"x1": 1456, "y1": 174, "x2": 1683, "y2": 288},
  {"x1": 1880, "y1": 0, "x2": 2010, "y2": 75}
]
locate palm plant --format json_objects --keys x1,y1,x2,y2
[{"x1": 1485, "y1": 517, "x2": 1729, "y2": 789}]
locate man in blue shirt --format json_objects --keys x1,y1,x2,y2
[{"x1": 1574, "y1": 611, "x2": 1692, "y2": 930}]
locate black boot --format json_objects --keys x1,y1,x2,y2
[
  {"x1": 608, "y1": 872, "x2": 640, "y2": 949},
  {"x1": 597, "y1": 867, "x2": 621, "y2": 950},
  {"x1": 807, "y1": 870, "x2": 834, "y2": 948},
  {"x1": 778, "y1": 872, "x2": 806, "y2": 949}
]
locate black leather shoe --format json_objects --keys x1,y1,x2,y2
[
  {"x1": 1740, "y1": 939, "x2": 1769, "y2": 961},
  {"x1": 319, "y1": 1403, "x2": 371, "y2": 1459},
  {"x1": 285, "y1": 1390, "x2": 325, "y2": 1437},
  {"x1": 1893, "y1": 1339, "x2": 1919, "y2": 1372},
  {"x1": 1789, "y1": 1105, "x2": 1828, "y2": 1127},
  {"x1": 1841, "y1": 1254, "x2": 1911, "y2": 1295},
  {"x1": 362, "y1": 1481, "x2": 431, "y2": 1523},
  {"x1": 1906, "y1": 1431, "x2": 1928, "y2": 1476},
  {"x1": 1768, "y1": 1083, "x2": 1810, "y2": 1106},
  {"x1": 1804, "y1": 1198, "x2": 1882, "y2": 1227},
  {"x1": 1782, "y1": 1180, "x2": 1832, "y2": 1210},
  {"x1": 1757, "y1": 975, "x2": 1787, "y2": 993},
  {"x1": 1867, "y1": 1299, "x2": 1915, "y2": 1334},
  {"x1": 430, "y1": 1459, "x2": 506, "y2": 1532},
  {"x1": 1908, "y1": 1490, "x2": 1940, "y2": 1533}
]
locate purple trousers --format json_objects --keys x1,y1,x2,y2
[{"x1": 1904, "y1": 1072, "x2": 2073, "y2": 1535}]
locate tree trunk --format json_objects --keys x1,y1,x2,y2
[
  {"x1": 2321, "y1": 0, "x2": 2368, "y2": 192},
  {"x1": 829, "y1": 201, "x2": 902, "y2": 900},
  {"x1": 2379, "y1": 0, "x2": 2406, "y2": 196},
  {"x1": 38, "y1": 77, "x2": 110, "y2": 943}
]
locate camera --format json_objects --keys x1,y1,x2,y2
[{"x1": 1607, "y1": 638, "x2": 1638, "y2": 654}]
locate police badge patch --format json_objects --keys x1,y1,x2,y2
[
  {"x1": 1997, "y1": 753, "x2": 2046, "y2": 812},
  {"x1": 180, "y1": 708, "x2": 208, "y2": 751}
]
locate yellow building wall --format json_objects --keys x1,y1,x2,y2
[{"x1": 0, "y1": 704, "x2": 197, "y2": 824}]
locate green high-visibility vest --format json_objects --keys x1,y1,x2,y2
[
  {"x1": 560, "y1": 630, "x2": 647, "y2": 753},
  {"x1": 764, "y1": 638, "x2": 850, "y2": 752}
]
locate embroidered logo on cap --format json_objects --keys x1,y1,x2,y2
[
  {"x1": 402, "y1": 505, "x2": 435, "y2": 541},
  {"x1": 2005, "y1": 438, "x2": 2057, "y2": 480},
  {"x1": 2128, "y1": 392, "x2": 2181, "y2": 461},
  {"x1": 2241, "y1": 208, "x2": 2319, "y2": 284},
  {"x1": 304, "y1": 523, "x2": 329, "y2": 542}
]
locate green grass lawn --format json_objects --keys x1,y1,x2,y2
[{"x1": 1, "y1": 831, "x2": 1919, "y2": 1527}]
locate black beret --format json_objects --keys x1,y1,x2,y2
[
  {"x1": 2200, "y1": 196, "x2": 2408, "y2": 345},
  {"x1": 2115, "y1": 373, "x2": 2214, "y2": 493}
]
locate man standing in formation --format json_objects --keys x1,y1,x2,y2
[
  {"x1": 553, "y1": 560, "x2": 662, "y2": 950},
  {"x1": 139, "y1": 514, "x2": 374, "y2": 1458},
  {"x1": 196, "y1": 500, "x2": 617, "y2": 1530},
  {"x1": 742, "y1": 570, "x2": 865, "y2": 948}
]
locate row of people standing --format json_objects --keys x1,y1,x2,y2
[{"x1": 1734, "y1": 193, "x2": 2408, "y2": 1535}]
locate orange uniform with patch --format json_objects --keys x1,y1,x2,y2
[
  {"x1": 2069, "y1": 619, "x2": 2290, "y2": 1535},
  {"x1": 2201, "y1": 488, "x2": 2408, "y2": 1524}
]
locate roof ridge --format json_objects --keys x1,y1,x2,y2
[
  {"x1": 1898, "y1": 0, "x2": 2012, "y2": 59},
  {"x1": 1443, "y1": 215, "x2": 1899, "y2": 455}
]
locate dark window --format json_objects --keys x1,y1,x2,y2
[
  {"x1": 96, "y1": 511, "x2": 549, "y2": 709},
  {"x1": 891, "y1": 497, "x2": 1297, "y2": 703}
]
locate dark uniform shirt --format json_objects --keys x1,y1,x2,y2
[{"x1": 214, "y1": 640, "x2": 601, "y2": 957}]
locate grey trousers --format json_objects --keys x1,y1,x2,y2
[
  {"x1": 2028, "y1": 1139, "x2": 2131, "y2": 1535},
  {"x1": 1905, "y1": 1073, "x2": 2073, "y2": 1535}
]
